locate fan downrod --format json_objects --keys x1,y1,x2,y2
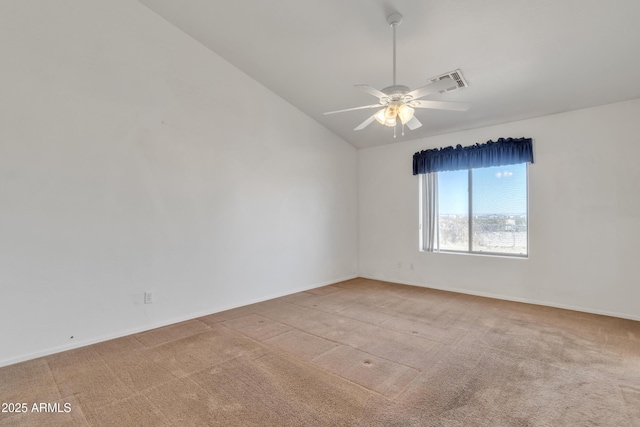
[{"x1": 386, "y1": 13, "x2": 402, "y2": 85}]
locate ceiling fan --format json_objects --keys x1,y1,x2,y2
[{"x1": 324, "y1": 12, "x2": 470, "y2": 136}]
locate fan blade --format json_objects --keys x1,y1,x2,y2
[
  {"x1": 412, "y1": 100, "x2": 471, "y2": 111},
  {"x1": 406, "y1": 78, "x2": 458, "y2": 100},
  {"x1": 324, "y1": 104, "x2": 381, "y2": 115},
  {"x1": 355, "y1": 84, "x2": 387, "y2": 99},
  {"x1": 406, "y1": 116, "x2": 422, "y2": 130},
  {"x1": 354, "y1": 114, "x2": 376, "y2": 131}
]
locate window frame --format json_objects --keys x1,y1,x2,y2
[{"x1": 420, "y1": 163, "x2": 529, "y2": 258}]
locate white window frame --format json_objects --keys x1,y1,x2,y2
[{"x1": 419, "y1": 163, "x2": 529, "y2": 258}]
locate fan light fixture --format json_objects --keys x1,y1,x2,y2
[
  {"x1": 398, "y1": 104, "x2": 414, "y2": 124},
  {"x1": 374, "y1": 103, "x2": 415, "y2": 127}
]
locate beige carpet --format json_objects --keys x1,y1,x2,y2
[{"x1": 1, "y1": 278, "x2": 639, "y2": 426}]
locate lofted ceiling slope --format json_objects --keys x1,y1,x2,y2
[{"x1": 139, "y1": 0, "x2": 640, "y2": 148}]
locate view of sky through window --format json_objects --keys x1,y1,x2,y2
[{"x1": 439, "y1": 164, "x2": 527, "y2": 216}]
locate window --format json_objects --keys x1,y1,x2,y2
[
  {"x1": 424, "y1": 163, "x2": 528, "y2": 256},
  {"x1": 414, "y1": 137, "x2": 533, "y2": 257}
]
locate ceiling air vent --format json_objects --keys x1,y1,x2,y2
[{"x1": 430, "y1": 69, "x2": 468, "y2": 92}]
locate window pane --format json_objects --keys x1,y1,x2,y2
[
  {"x1": 471, "y1": 164, "x2": 527, "y2": 255},
  {"x1": 437, "y1": 169, "x2": 469, "y2": 251}
]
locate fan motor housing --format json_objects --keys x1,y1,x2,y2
[{"x1": 381, "y1": 85, "x2": 410, "y2": 101}]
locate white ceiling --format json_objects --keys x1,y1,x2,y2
[{"x1": 139, "y1": 0, "x2": 640, "y2": 149}]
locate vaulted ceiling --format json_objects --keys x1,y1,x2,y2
[{"x1": 139, "y1": 0, "x2": 640, "y2": 148}]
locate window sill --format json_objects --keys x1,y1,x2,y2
[{"x1": 421, "y1": 249, "x2": 528, "y2": 259}]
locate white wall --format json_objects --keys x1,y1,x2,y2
[
  {"x1": 0, "y1": 1, "x2": 357, "y2": 366},
  {"x1": 358, "y1": 99, "x2": 640, "y2": 321}
]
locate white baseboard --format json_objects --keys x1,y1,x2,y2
[
  {"x1": 0, "y1": 274, "x2": 358, "y2": 368},
  {"x1": 359, "y1": 274, "x2": 640, "y2": 322}
]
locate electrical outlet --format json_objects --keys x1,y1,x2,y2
[
  {"x1": 410, "y1": 263, "x2": 414, "y2": 270},
  {"x1": 144, "y1": 291, "x2": 153, "y2": 304},
  {"x1": 397, "y1": 262, "x2": 402, "y2": 269}
]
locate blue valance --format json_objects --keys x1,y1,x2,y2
[{"x1": 412, "y1": 137, "x2": 534, "y2": 175}]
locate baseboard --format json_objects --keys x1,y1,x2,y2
[
  {"x1": 0, "y1": 274, "x2": 358, "y2": 368},
  {"x1": 359, "y1": 274, "x2": 640, "y2": 322}
]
